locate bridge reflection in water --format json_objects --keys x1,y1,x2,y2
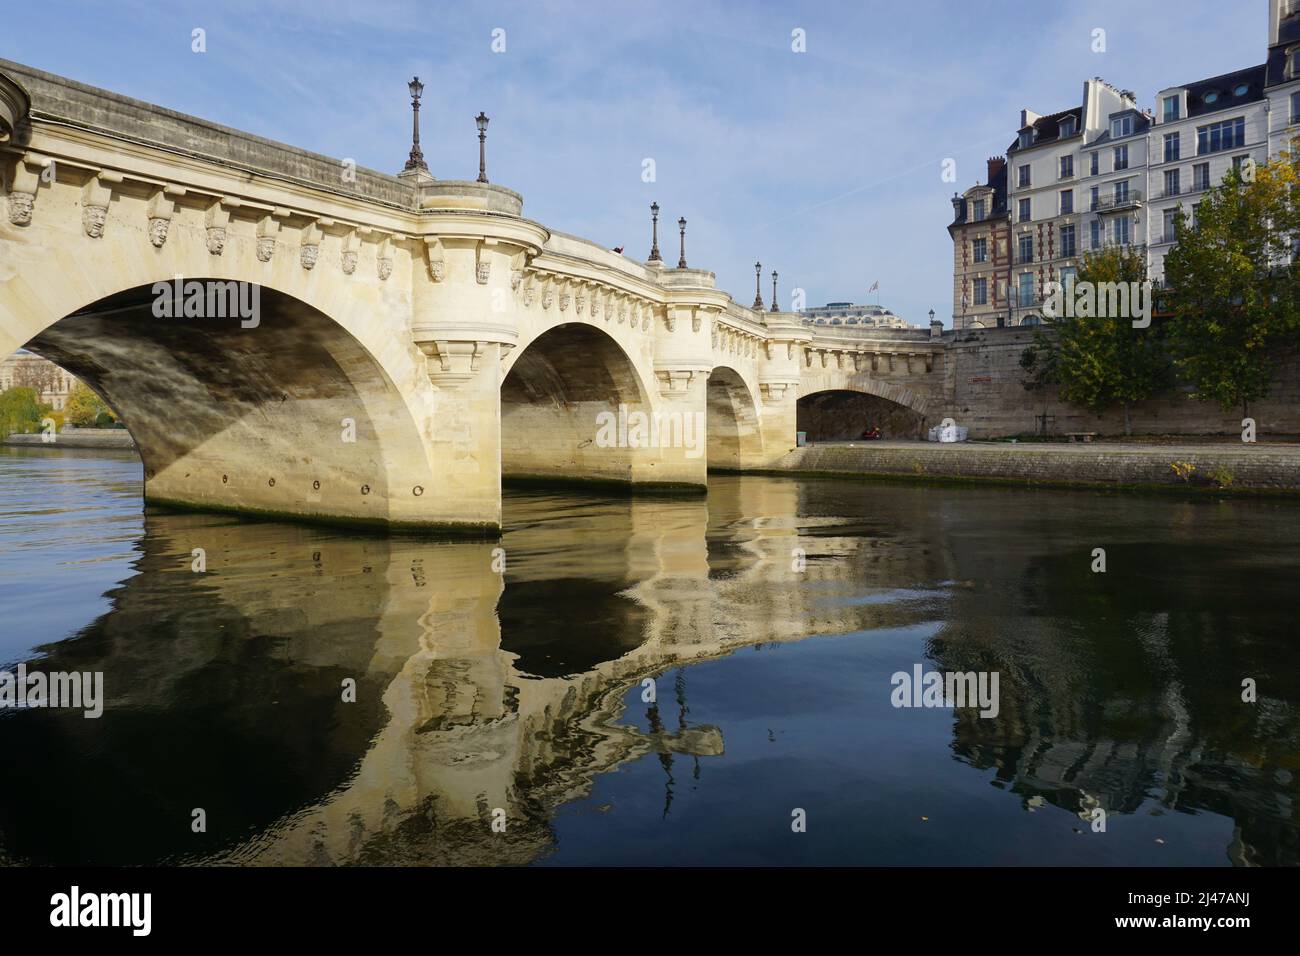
[{"x1": 1, "y1": 464, "x2": 1298, "y2": 866}]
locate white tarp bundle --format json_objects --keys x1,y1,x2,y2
[{"x1": 927, "y1": 421, "x2": 969, "y2": 443}]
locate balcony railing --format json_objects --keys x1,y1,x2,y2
[{"x1": 1091, "y1": 189, "x2": 1143, "y2": 212}]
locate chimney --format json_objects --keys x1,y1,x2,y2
[
  {"x1": 1019, "y1": 109, "x2": 1040, "y2": 129},
  {"x1": 986, "y1": 156, "x2": 1006, "y2": 182},
  {"x1": 951, "y1": 192, "x2": 963, "y2": 220}
]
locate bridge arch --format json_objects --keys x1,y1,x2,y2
[
  {"x1": 500, "y1": 322, "x2": 657, "y2": 485},
  {"x1": 797, "y1": 383, "x2": 933, "y2": 442},
  {"x1": 705, "y1": 365, "x2": 763, "y2": 470},
  {"x1": 2, "y1": 262, "x2": 441, "y2": 528}
]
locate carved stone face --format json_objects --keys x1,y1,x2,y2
[
  {"x1": 475, "y1": 260, "x2": 491, "y2": 284},
  {"x1": 148, "y1": 217, "x2": 170, "y2": 247},
  {"x1": 428, "y1": 260, "x2": 445, "y2": 282},
  {"x1": 510, "y1": 269, "x2": 523, "y2": 290},
  {"x1": 541, "y1": 289, "x2": 554, "y2": 309},
  {"x1": 377, "y1": 257, "x2": 393, "y2": 281},
  {"x1": 206, "y1": 226, "x2": 227, "y2": 255},
  {"x1": 256, "y1": 237, "x2": 276, "y2": 261},
  {"x1": 7, "y1": 192, "x2": 33, "y2": 225},
  {"x1": 82, "y1": 204, "x2": 107, "y2": 238},
  {"x1": 341, "y1": 250, "x2": 358, "y2": 275},
  {"x1": 522, "y1": 285, "x2": 535, "y2": 306},
  {"x1": 300, "y1": 244, "x2": 320, "y2": 270}
]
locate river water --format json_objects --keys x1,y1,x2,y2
[{"x1": 1, "y1": 445, "x2": 1297, "y2": 866}]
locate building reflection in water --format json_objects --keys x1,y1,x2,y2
[{"x1": 0, "y1": 476, "x2": 1296, "y2": 865}]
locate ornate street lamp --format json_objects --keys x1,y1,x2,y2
[
  {"x1": 928, "y1": 309, "x2": 935, "y2": 323},
  {"x1": 753, "y1": 262, "x2": 764, "y2": 310},
  {"x1": 771, "y1": 270, "x2": 779, "y2": 313},
  {"x1": 648, "y1": 202, "x2": 662, "y2": 262},
  {"x1": 677, "y1": 217, "x2": 687, "y2": 268},
  {"x1": 404, "y1": 76, "x2": 427, "y2": 172},
  {"x1": 475, "y1": 112, "x2": 490, "y2": 183}
]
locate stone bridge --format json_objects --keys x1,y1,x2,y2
[{"x1": 0, "y1": 59, "x2": 946, "y2": 532}]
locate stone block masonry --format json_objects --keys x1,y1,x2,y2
[{"x1": 769, "y1": 441, "x2": 1300, "y2": 493}]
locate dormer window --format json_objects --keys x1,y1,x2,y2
[
  {"x1": 1291, "y1": 49, "x2": 1300, "y2": 78},
  {"x1": 1059, "y1": 117, "x2": 1076, "y2": 136},
  {"x1": 1233, "y1": 83, "x2": 1249, "y2": 96},
  {"x1": 1162, "y1": 95, "x2": 1180, "y2": 121},
  {"x1": 1110, "y1": 115, "x2": 1134, "y2": 138},
  {"x1": 1204, "y1": 91, "x2": 1220, "y2": 106},
  {"x1": 1019, "y1": 130, "x2": 1034, "y2": 149}
]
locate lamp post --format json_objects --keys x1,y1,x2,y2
[
  {"x1": 752, "y1": 262, "x2": 764, "y2": 310},
  {"x1": 648, "y1": 202, "x2": 661, "y2": 262},
  {"x1": 677, "y1": 217, "x2": 687, "y2": 268},
  {"x1": 475, "y1": 112, "x2": 489, "y2": 183},
  {"x1": 771, "y1": 270, "x2": 779, "y2": 313},
  {"x1": 928, "y1": 308, "x2": 935, "y2": 323},
  {"x1": 404, "y1": 76, "x2": 427, "y2": 172}
]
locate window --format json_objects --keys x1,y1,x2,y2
[
  {"x1": 1114, "y1": 144, "x2": 1129, "y2": 170},
  {"x1": 1193, "y1": 162, "x2": 1210, "y2": 190},
  {"x1": 1191, "y1": 203, "x2": 1201, "y2": 227},
  {"x1": 1232, "y1": 154, "x2": 1251, "y2": 174},
  {"x1": 1059, "y1": 155, "x2": 1074, "y2": 178},
  {"x1": 1114, "y1": 180, "x2": 1130, "y2": 204},
  {"x1": 1090, "y1": 219, "x2": 1102, "y2": 250},
  {"x1": 1060, "y1": 224, "x2": 1076, "y2": 258},
  {"x1": 1018, "y1": 164, "x2": 1031, "y2": 187},
  {"x1": 1060, "y1": 189, "x2": 1073, "y2": 214},
  {"x1": 1233, "y1": 83, "x2": 1250, "y2": 96},
  {"x1": 1163, "y1": 95, "x2": 1180, "y2": 122},
  {"x1": 1018, "y1": 234, "x2": 1034, "y2": 263},
  {"x1": 1019, "y1": 130, "x2": 1034, "y2": 149},
  {"x1": 1019, "y1": 197, "x2": 1032, "y2": 222},
  {"x1": 1197, "y1": 116, "x2": 1246, "y2": 154},
  {"x1": 1090, "y1": 152, "x2": 1099, "y2": 175},
  {"x1": 1164, "y1": 168, "x2": 1180, "y2": 197},
  {"x1": 1204, "y1": 91, "x2": 1220, "y2": 106},
  {"x1": 972, "y1": 237, "x2": 987, "y2": 262},
  {"x1": 1113, "y1": 216, "x2": 1132, "y2": 246},
  {"x1": 1292, "y1": 90, "x2": 1300, "y2": 123},
  {"x1": 1292, "y1": 49, "x2": 1300, "y2": 78},
  {"x1": 972, "y1": 277, "x2": 988, "y2": 306},
  {"x1": 1060, "y1": 117, "x2": 1076, "y2": 136},
  {"x1": 1090, "y1": 185, "x2": 1100, "y2": 210},
  {"x1": 1164, "y1": 132, "x2": 1180, "y2": 162},
  {"x1": 1060, "y1": 266, "x2": 1077, "y2": 291},
  {"x1": 971, "y1": 198, "x2": 986, "y2": 221},
  {"x1": 1162, "y1": 207, "x2": 1178, "y2": 243},
  {"x1": 1018, "y1": 272, "x2": 1036, "y2": 305},
  {"x1": 1110, "y1": 115, "x2": 1134, "y2": 138}
]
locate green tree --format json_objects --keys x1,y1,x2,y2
[
  {"x1": 0, "y1": 387, "x2": 45, "y2": 438},
  {"x1": 64, "y1": 382, "x2": 116, "y2": 428},
  {"x1": 1164, "y1": 151, "x2": 1300, "y2": 418},
  {"x1": 1034, "y1": 245, "x2": 1171, "y2": 434}
]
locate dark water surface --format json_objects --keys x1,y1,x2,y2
[{"x1": 1, "y1": 445, "x2": 1298, "y2": 866}]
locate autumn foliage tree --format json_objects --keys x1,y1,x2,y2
[{"x1": 1164, "y1": 150, "x2": 1300, "y2": 418}]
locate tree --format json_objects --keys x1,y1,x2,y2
[
  {"x1": 11, "y1": 358, "x2": 59, "y2": 397},
  {"x1": 1163, "y1": 151, "x2": 1300, "y2": 418},
  {"x1": 1032, "y1": 245, "x2": 1171, "y2": 434},
  {"x1": 64, "y1": 382, "x2": 116, "y2": 428},
  {"x1": 0, "y1": 387, "x2": 45, "y2": 438}
]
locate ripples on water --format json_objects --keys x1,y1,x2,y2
[{"x1": 0, "y1": 446, "x2": 1298, "y2": 866}]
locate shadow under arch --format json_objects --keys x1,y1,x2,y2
[
  {"x1": 705, "y1": 365, "x2": 762, "y2": 470},
  {"x1": 797, "y1": 387, "x2": 929, "y2": 441},
  {"x1": 500, "y1": 322, "x2": 653, "y2": 485},
  {"x1": 17, "y1": 281, "x2": 438, "y2": 529}
]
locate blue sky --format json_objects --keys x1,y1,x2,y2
[{"x1": 1, "y1": 0, "x2": 1268, "y2": 326}]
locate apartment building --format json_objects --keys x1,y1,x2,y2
[
  {"x1": 0, "y1": 350, "x2": 78, "y2": 410},
  {"x1": 948, "y1": 157, "x2": 1010, "y2": 330},
  {"x1": 948, "y1": 0, "x2": 1300, "y2": 322}
]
